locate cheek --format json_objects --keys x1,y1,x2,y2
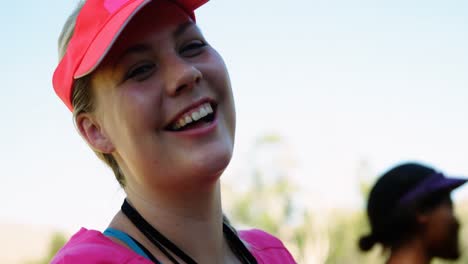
[
  {"x1": 208, "y1": 49, "x2": 232, "y2": 92},
  {"x1": 122, "y1": 89, "x2": 150, "y2": 119},
  {"x1": 430, "y1": 212, "x2": 458, "y2": 240},
  {"x1": 119, "y1": 84, "x2": 166, "y2": 129},
  {"x1": 208, "y1": 53, "x2": 235, "y2": 121},
  {"x1": 95, "y1": 90, "x2": 157, "y2": 155}
]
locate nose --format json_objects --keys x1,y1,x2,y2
[{"x1": 163, "y1": 56, "x2": 202, "y2": 96}]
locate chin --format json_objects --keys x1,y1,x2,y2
[
  {"x1": 440, "y1": 252, "x2": 460, "y2": 261},
  {"x1": 437, "y1": 243, "x2": 461, "y2": 260},
  {"x1": 198, "y1": 148, "x2": 232, "y2": 177},
  {"x1": 180, "y1": 143, "x2": 233, "y2": 185}
]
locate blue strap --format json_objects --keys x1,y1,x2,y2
[{"x1": 104, "y1": 227, "x2": 151, "y2": 260}]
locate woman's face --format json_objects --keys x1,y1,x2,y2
[
  {"x1": 422, "y1": 196, "x2": 461, "y2": 260},
  {"x1": 87, "y1": 0, "x2": 236, "y2": 191}
]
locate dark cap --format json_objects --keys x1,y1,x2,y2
[{"x1": 398, "y1": 172, "x2": 467, "y2": 206}]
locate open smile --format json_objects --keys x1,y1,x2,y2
[{"x1": 165, "y1": 101, "x2": 217, "y2": 132}]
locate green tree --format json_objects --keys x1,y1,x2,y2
[
  {"x1": 26, "y1": 232, "x2": 67, "y2": 264},
  {"x1": 224, "y1": 136, "x2": 468, "y2": 263},
  {"x1": 224, "y1": 134, "x2": 329, "y2": 263},
  {"x1": 324, "y1": 159, "x2": 384, "y2": 264}
]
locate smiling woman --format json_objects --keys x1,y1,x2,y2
[{"x1": 50, "y1": 0, "x2": 296, "y2": 263}]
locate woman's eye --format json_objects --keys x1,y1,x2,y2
[
  {"x1": 125, "y1": 63, "x2": 155, "y2": 81},
  {"x1": 180, "y1": 41, "x2": 206, "y2": 57}
]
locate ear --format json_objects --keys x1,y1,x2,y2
[{"x1": 76, "y1": 113, "x2": 115, "y2": 153}]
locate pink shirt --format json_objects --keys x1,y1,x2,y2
[{"x1": 51, "y1": 228, "x2": 296, "y2": 263}]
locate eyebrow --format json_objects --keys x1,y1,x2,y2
[
  {"x1": 112, "y1": 44, "x2": 151, "y2": 76},
  {"x1": 173, "y1": 21, "x2": 195, "y2": 39},
  {"x1": 118, "y1": 44, "x2": 151, "y2": 60},
  {"x1": 115, "y1": 21, "x2": 196, "y2": 64}
]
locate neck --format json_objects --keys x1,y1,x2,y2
[
  {"x1": 387, "y1": 238, "x2": 431, "y2": 264},
  {"x1": 111, "y1": 180, "x2": 236, "y2": 263}
]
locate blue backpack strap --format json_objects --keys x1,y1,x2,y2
[{"x1": 104, "y1": 227, "x2": 161, "y2": 263}]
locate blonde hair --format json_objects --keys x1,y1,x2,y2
[{"x1": 58, "y1": 1, "x2": 125, "y2": 186}]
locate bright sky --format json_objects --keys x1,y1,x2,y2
[{"x1": 1, "y1": 0, "x2": 467, "y2": 232}]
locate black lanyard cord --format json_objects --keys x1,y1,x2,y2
[
  {"x1": 223, "y1": 223, "x2": 258, "y2": 264},
  {"x1": 122, "y1": 199, "x2": 257, "y2": 264},
  {"x1": 139, "y1": 227, "x2": 181, "y2": 263},
  {"x1": 122, "y1": 199, "x2": 196, "y2": 264}
]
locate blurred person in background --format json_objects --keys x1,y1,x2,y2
[
  {"x1": 50, "y1": 0, "x2": 296, "y2": 263},
  {"x1": 359, "y1": 162, "x2": 466, "y2": 264}
]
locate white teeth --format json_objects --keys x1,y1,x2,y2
[
  {"x1": 200, "y1": 107, "x2": 208, "y2": 117},
  {"x1": 192, "y1": 111, "x2": 201, "y2": 121},
  {"x1": 205, "y1": 104, "x2": 213, "y2": 114},
  {"x1": 171, "y1": 103, "x2": 214, "y2": 130}
]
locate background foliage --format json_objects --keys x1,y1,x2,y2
[
  {"x1": 33, "y1": 134, "x2": 468, "y2": 264},
  {"x1": 223, "y1": 134, "x2": 468, "y2": 264}
]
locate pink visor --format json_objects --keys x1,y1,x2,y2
[{"x1": 53, "y1": 0, "x2": 208, "y2": 111}]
